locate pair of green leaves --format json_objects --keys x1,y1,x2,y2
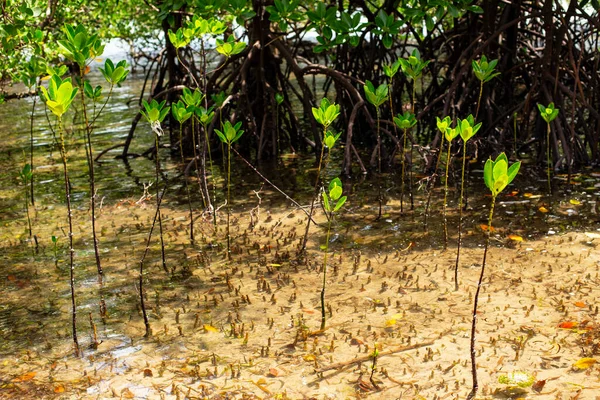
[
  {"x1": 393, "y1": 112, "x2": 417, "y2": 130},
  {"x1": 39, "y1": 75, "x2": 78, "y2": 118},
  {"x1": 324, "y1": 130, "x2": 341, "y2": 149},
  {"x1": 383, "y1": 59, "x2": 402, "y2": 79},
  {"x1": 364, "y1": 81, "x2": 389, "y2": 108},
  {"x1": 168, "y1": 17, "x2": 228, "y2": 49},
  {"x1": 538, "y1": 102, "x2": 559, "y2": 123},
  {"x1": 322, "y1": 178, "x2": 347, "y2": 213},
  {"x1": 472, "y1": 55, "x2": 500, "y2": 83},
  {"x1": 58, "y1": 24, "x2": 104, "y2": 68},
  {"x1": 172, "y1": 101, "x2": 194, "y2": 124},
  {"x1": 215, "y1": 121, "x2": 244, "y2": 145},
  {"x1": 484, "y1": 153, "x2": 521, "y2": 197},
  {"x1": 19, "y1": 164, "x2": 32, "y2": 184},
  {"x1": 373, "y1": 10, "x2": 403, "y2": 49},
  {"x1": 312, "y1": 98, "x2": 340, "y2": 129}
]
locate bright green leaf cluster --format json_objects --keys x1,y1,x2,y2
[
  {"x1": 457, "y1": 114, "x2": 481, "y2": 142},
  {"x1": 39, "y1": 75, "x2": 78, "y2": 117},
  {"x1": 399, "y1": 49, "x2": 430, "y2": 81},
  {"x1": 215, "y1": 121, "x2": 244, "y2": 145},
  {"x1": 182, "y1": 87, "x2": 204, "y2": 107},
  {"x1": 140, "y1": 99, "x2": 169, "y2": 124},
  {"x1": 383, "y1": 59, "x2": 402, "y2": 79},
  {"x1": 216, "y1": 36, "x2": 246, "y2": 58},
  {"x1": 308, "y1": 4, "x2": 366, "y2": 52},
  {"x1": 172, "y1": 100, "x2": 193, "y2": 124},
  {"x1": 373, "y1": 10, "x2": 403, "y2": 49},
  {"x1": 99, "y1": 59, "x2": 129, "y2": 86},
  {"x1": 483, "y1": 152, "x2": 521, "y2": 197},
  {"x1": 538, "y1": 102, "x2": 559, "y2": 123},
  {"x1": 472, "y1": 55, "x2": 500, "y2": 83},
  {"x1": 393, "y1": 112, "x2": 417, "y2": 130},
  {"x1": 436, "y1": 116, "x2": 452, "y2": 134},
  {"x1": 322, "y1": 178, "x2": 347, "y2": 213},
  {"x1": 312, "y1": 98, "x2": 340, "y2": 129},
  {"x1": 266, "y1": 0, "x2": 303, "y2": 32},
  {"x1": 57, "y1": 24, "x2": 104, "y2": 68},
  {"x1": 83, "y1": 81, "x2": 102, "y2": 100},
  {"x1": 324, "y1": 130, "x2": 341, "y2": 149},
  {"x1": 364, "y1": 81, "x2": 389, "y2": 108}
]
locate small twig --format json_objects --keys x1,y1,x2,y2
[{"x1": 315, "y1": 340, "x2": 435, "y2": 373}]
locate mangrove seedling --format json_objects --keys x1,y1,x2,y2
[
  {"x1": 18, "y1": 163, "x2": 33, "y2": 239},
  {"x1": 51, "y1": 235, "x2": 59, "y2": 267},
  {"x1": 320, "y1": 178, "x2": 347, "y2": 330},
  {"x1": 398, "y1": 49, "x2": 430, "y2": 112},
  {"x1": 39, "y1": 74, "x2": 80, "y2": 357},
  {"x1": 423, "y1": 116, "x2": 452, "y2": 231},
  {"x1": 472, "y1": 55, "x2": 500, "y2": 119},
  {"x1": 440, "y1": 119, "x2": 459, "y2": 250},
  {"x1": 467, "y1": 152, "x2": 520, "y2": 400},
  {"x1": 300, "y1": 98, "x2": 340, "y2": 254},
  {"x1": 214, "y1": 120, "x2": 244, "y2": 259},
  {"x1": 140, "y1": 99, "x2": 170, "y2": 274},
  {"x1": 196, "y1": 102, "x2": 218, "y2": 226},
  {"x1": 172, "y1": 100, "x2": 195, "y2": 244},
  {"x1": 364, "y1": 80, "x2": 389, "y2": 218},
  {"x1": 393, "y1": 112, "x2": 417, "y2": 214},
  {"x1": 454, "y1": 115, "x2": 481, "y2": 291},
  {"x1": 538, "y1": 102, "x2": 559, "y2": 194}
]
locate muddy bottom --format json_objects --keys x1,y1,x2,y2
[{"x1": 1, "y1": 190, "x2": 600, "y2": 400}]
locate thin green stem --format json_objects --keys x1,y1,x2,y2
[
  {"x1": 203, "y1": 121, "x2": 217, "y2": 230},
  {"x1": 320, "y1": 217, "x2": 332, "y2": 330},
  {"x1": 300, "y1": 128, "x2": 327, "y2": 254},
  {"x1": 190, "y1": 117, "x2": 207, "y2": 209},
  {"x1": 467, "y1": 195, "x2": 496, "y2": 400},
  {"x1": 454, "y1": 140, "x2": 468, "y2": 291},
  {"x1": 547, "y1": 122, "x2": 552, "y2": 194},
  {"x1": 400, "y1": 127, "x2": 407, "y2": 214},
  {"x1": 443, "y1": 139, "x2": 452, "y2": 250},
  {"x1": 475, "y1": 80, "x2": 483, "y2": 120},
  {"x1": 376, "y1": 107, "x2": 383, "y2": 219},
  {"x1": 24, "y1": 183, "x2": 32, "y2": 239},
  {"x1": 29, "y1": 93, "x2": 36, "y2": 206},
  {"x1": 226, "y1": 143, "x2": 232, "y2": 259}
]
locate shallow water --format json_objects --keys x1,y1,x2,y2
[{"x1": 1, "y1": 72, "x2": 600, "y2": 399}]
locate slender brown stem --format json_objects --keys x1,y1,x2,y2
[
  {"x1": 442, "y1": 139, "x2": 452, "y2": 250},
  {"x1": 467, "y1": 195, "x2": 496, "y2": 400},
  {"x1": 300, "y1": 131, "x2": 326, "y2": 254},
  {"x1": 155, "y1": 135, "x2": 168, "y2": 274},
  {"x1": 320, "y1": 216, "x2": 332, "y2": 330},
  {"x1": 547, "y1": 122, "x2": 552, "y2": 194},
  {"x1": 475, "y1": 80, "x2": 483, "y2": 120},
  {"x1": 424, "y1": 135, "x2": 445, "y2": 231},
  {"x1": 178, "y1": 124, "x2": 195, "y2": 245},
  {"x1": 58, "y1": 117, "x2": 80, "y2": 357},
  {"x1": 29, "y1": 93, "x2": 36, "y2": 206}
]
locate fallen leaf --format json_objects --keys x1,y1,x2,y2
[
  {"x1": 203, "y1": 324, "x2": 219, "y2": 333},
  {"x1": 508, "y1": 234, "x2": 524, "y2": 242},
  {"x1": 53, "y1": 384, "x2": 65, "y2": 393},
  {"x1": 121, "y1": 388, "x2": 135, "y2": 399},
  {"x1": 268, "y1": 368, "x2": 280, "y2": 377},
  {"x1": 573, "y1": 357, "x2": 596, "y2": 370},
  {"x1": 558, "y1": 321, "x2": 578, "y2": 329},
  {"x1": 143, "y1": 368, "x2": 153, "y2": 377},
  {"x1": 480, "y1": 224, "x2": 496, "y2": 232},
  {"x1": 302, "y1": 308, "x2": 315, "y2": 314},
  {"x1": 575, "y1": 301, "x2": 586, "y2": 308},
  {"x1": 12, "y1": 371, "x2": 36, "y2": 382},
  {"x1": 532, "y1": 379, "x2": 546, "y2": 393},
  {"x1": 524, "y1": 193, "x2": 542, "y2": 199},
  {"x1": 303, "y1": 354, "x2": 316, "y2": 361},
  {"x1": 538, "y1": 206, "x2": 549, "y2": 213},
  {"x1": 569, "y1": 199, "x2": 581, "y2": 205},
  {"x1": 350, "y1": 338, "x2": 363, "y2": 346},
  {"x1": 385, "y1": 319, "x2": 397, "y2": 327}
]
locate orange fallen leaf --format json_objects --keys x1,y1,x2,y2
[
  {"x1": 573, "y1": 357, "x2": 596, "y2": 370},
  {"x1": 302, "y1": 308, "x2": 315, "y2": 314},
  {"x1": 12, "y1": 371, "x2": 36, "y2": 382},
  {"x1": 508, "y1": 234, "x2": 523, "y2": 242},
  {"x1": 558, "y1": 321, "x2": 578, "y2": 329},
  {"x1": 575, "y1": 301, "x2": 586, "y2": 308},
  {"x1": 538, "y1": 206, "x2": 549, "y2": 213},
  {"x1": 480, "y1": 224, "x2": 496, "y2": 232},
  {"x1": 54, "y1": 384, "x2": 65, "y2": 393},
  {"x1": 267, "y1": 368, "x2": 280, "y2": 377}
]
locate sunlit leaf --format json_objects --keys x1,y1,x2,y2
[
  {"x1": 54, "y1": 384, "x2": 65, "y2": 393},
  {"x1": 538, "y1": 206, "x2": 549, "y2": 213},
  {"x1": 573, "y1": 357, "x2": 596, "y2": 370},
  {"x1": 508, "y1": 234, "x2": 523, "y2": 242},
  {"x1": 558, "y1": 321, "x2": 577, "y2": 329},
  {"x1": 574, "y1": 301, "x2": 586, "y2": 308},
  {"x1": 569, "y1": 199, "x2": 581, "y2": 205},
  {"x1": 385, "y1": 318, "x2": 397, "y2": 327},
  {"x1": 12, "y1": 371, "x2": 36, "y2": 382},
  {"x1": 204, "y1": 324, "x2": 219, "y2": 333},
  {"x1": 303, "y1": 354, "x2": 316, "y2": 361},
  {"x1": 480, "y1": 224, "x2": 495, "y2": 232}
]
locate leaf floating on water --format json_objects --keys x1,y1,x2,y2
[
  {"x1": 538, "y1": 206, "x2": 549, "y2": 213},
  {"x1": 12, "y1": 371, "x2": 36, "y2": 382},
  {"x1": 508, "y1": 234, "x2": 523, "y2": 242},
  {"x1": 204, "y1": 324, "x2": 219, "y2": 333},
  {"x1": 480, "y1": 224, "x2": 495, "y2": 232},
  {"x1": 558, "y1": 321, "x2": 578, "y2": 329},
  {"x1": 524, "y1": 193, "x2": 542, "y2": 199},
  {"x1": 573, "y1": 357, "x2": 596, "y2": 370},
  {"x1": 569, "y1": 199, "x2": 581, "y2": 205}
]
